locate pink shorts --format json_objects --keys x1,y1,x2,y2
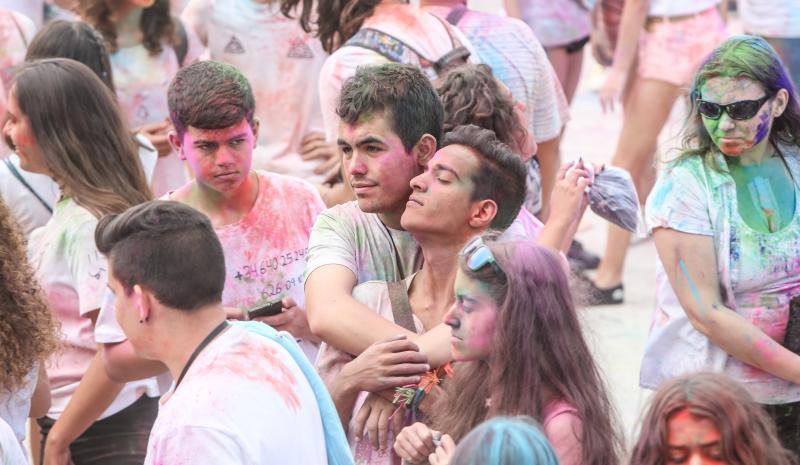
[{"x1": 638, "y1": 7, "x2": 728, "y2": 87}]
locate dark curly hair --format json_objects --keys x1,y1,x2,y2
[
  {"x1": 281, "y1": 0, "x2": 407, "y2": 54},
  {"x1": 435, "y1": 64, "x2": 525, "y2": 151},
  {"x1": 80, "y1": 0, "x2": 177, "y2": 56},
  {"x1": 0, "y1": 198, "x2": 59, "y2": 390}
]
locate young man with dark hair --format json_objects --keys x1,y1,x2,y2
[
  {"x1": 305, "y1": 63, "x2": 589, "y2": 386},
  {"x1": 96, "y1": 200, "x2": 352, "y2": 465},
  {"x1": 318, "y1": 124, "x2": 590, "y2": 459},
  {"x1": 95, "y1": 60, "x2": 326, "y2": 383}
]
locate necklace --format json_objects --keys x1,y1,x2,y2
[{"x1": 175, "y1": 320, "x2": 229, "y2": 390}]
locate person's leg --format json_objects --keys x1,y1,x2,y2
[
  {"x1": 68, "y1": 395, "x2": 158, "y2": 465},
  {"x1": 591, "y1": 78, "x2": 682, "y2": 292},
  {"x1": 547, "y1": 45, "x2": 583, "y2": 105}
]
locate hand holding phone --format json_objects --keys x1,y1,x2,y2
[{"x1": 246, "y1": 300, "x2": 283, "y2": 320}]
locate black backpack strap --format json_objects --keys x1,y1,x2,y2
[
  {"x1": 173, "y1": 18, "x2": 189, "y2": 66},
  {"x1": 445, "y1": 4, "x2": 468, "y2": 26},
  {"x1": 3, "y1": 159, "x2": 52, "y2": 213},
  {"x1": 429, "y1": 13, "x2": 471, "y2": 76},
  {"x1": 388, "y1": 280, "x2": 416, "y2": 332}
]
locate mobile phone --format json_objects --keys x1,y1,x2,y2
[
  {"x1": 246, "y1": 300, "x2": 283, "y2": 320},
  {"x1": 785, "y1": 295, "x2": 800, "y2": 354}
]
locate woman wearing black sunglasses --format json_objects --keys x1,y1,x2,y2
[{"x1": 643, "y1": 35, "x2": 800, "y2": 455}]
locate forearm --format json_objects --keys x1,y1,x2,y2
[
  {"x1": 30, "y1": 363, "x2": 51, "y2": 419},
  {"x1": 535, "y1": 218, "x2": 573, "y2": 253},
  {"x1": 329, "y1": 375, "x2": 359, "y2": 429},
  {"x1": 47, "y1": 352, "x2": 124, "y2": 448},
  {"x1": 535, "y1": 137, "x2": 560, "y2": 221},
  {"x1": 102, "y1": 341, "x2": 168, "y2": 383},
  {"x1": 610, "y1": 0, "x2": 649, "y2": 73},
  {"x1": 309, "y1": 292, "x2": 418, "y2": 354},
  {"x1": 695, "y1": 305, "x2": 800, "y2": 384}
]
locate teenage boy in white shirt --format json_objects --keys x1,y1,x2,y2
[{"x1": 95, "y1": 60, "x2": 326, "y2": 383}]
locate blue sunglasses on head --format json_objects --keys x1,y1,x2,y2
[{"x1": 461, "y1": 236, "x2": 506, "y2": 279}]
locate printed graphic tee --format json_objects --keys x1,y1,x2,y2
[
  {"x1": 144, "y1": 325, "x2": 327, "y2": 465},
  {"x1": 182, "y1": 0, "x2": 330, "y2": 183},
  {"x1": 96, "y1": 171, "x2": 326, "y2": 361},
  {"x1": 28, "y1": 198, "x2": 162, "y2": 420}
]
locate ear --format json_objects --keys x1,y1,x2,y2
[
  {"x1": 413, "y1": 134, "x2": 438, "y2": 167},
  {"x1": 168, "y1": 130, "x2": 185, "y2": 160},
  {"x1": 132, "y1": 284, "x2": 153, "y2": 324},
  {"x1": 468, "y1": 199, "x2": 498, "y2": 230},
  {"x1": 250, "y1": 118, "x2": 260, "y2": 145},
  {"x1": 773, "y1": 88, "x2": 790, "y2": 118}
]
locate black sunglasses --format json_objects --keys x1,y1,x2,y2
[{"x1": 696, "y1": 95, "x2": 771, "y2": 121}]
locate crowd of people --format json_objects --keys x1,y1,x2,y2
[{"x1": 0, "y1": 0, "x2": 799, "y2": 464}]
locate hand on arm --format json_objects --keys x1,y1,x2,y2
[
  {"x1": 654, "y1": 228, "x2": 800, "y2": 384},
  {"x1": 599, "y1": 0, "x2": 649, "y2": 112},
  {"x1": 305, "y1": 266, "x2": 452, "y2": 366}
]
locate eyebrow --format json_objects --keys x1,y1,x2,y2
[
  {"x1": 432, "y1": 163, "x2": 461, "y2": 180},
  {"x1": 668, "y1": 440, "x2": 721, "y2": 449},
  {"x1": 192, "y1": 132, "x2": 249, "y2": 145}
]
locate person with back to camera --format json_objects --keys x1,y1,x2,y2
[
  {"x1": 630, "y1": 372, "x2": 795, "y2": 465},
  {"x1": 96, "y1": 200, "x2": 353, "y2": 465},
  {"x1": 644, "y1": 35, "x2": 800, "y2": 455}
]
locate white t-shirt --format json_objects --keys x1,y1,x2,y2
[
  {"x1": 0, "y1": 417, "x2": 25, "y2": 465},
  {"x1": 648, "y1": 0, "x2": 720, "y2": 17},
  {"x1": 0, "y1": 366, "x2": 36, "y2": 442},
  {"x1": 739, "y1": 0, "x2": 800, "y2": 38},
  {"x1": 110, "y1": 35, "x2": 203, "y2": 196},
  {"x1": 182, "y1": 0, "x2": 330, "y2": 183},
  {"x1": 96, "y1": 171, "x2": 326, "y2": 361},
  {"x1": 318, "y1": 3, "x2": 477, "y2": 141},
  {"x1": 144, "y1": 325, "x2": 327, "y2": 465},
  {"x1": 1, "y1": 1, "x2": 41, "y2": 27},
  {"x1": 305, "y1": 201, "x2": 542, "y2": 285},
  {"x1": 28, "y1": 198, "x2": 163, "y2": 420},
  {"x1": 0, "y1": 135, "x2": 158, "y2": 238}
]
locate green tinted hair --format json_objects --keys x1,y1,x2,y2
[{"x1": 681, "y1": 35, "x2": 800, "y2": 168}]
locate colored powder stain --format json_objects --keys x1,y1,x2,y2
[
  {"x1": 198, "y1": 341, "x2": 302, "y2": 412},
  {"x1": 754, "y1": 112, "x2": 770, "y2": 146},
  {"x1": 679, "y1": 259, "x2": 707, "y2": 316}
]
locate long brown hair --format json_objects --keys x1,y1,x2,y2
[
  {"x1": 431, "y1": 241, "x2": 623, "y2": 465},
  {"x1": 0, "y1": 197, "x2": 59, "y2": 390},
  {"x1": 13, "y1": 59, "x2": 151, "y2": 217},
  {"x1": 281, "y1": 0, "x2": 406, "y2": 54},
  {"x1": 80, "y1": 0, "x2": 177, "y2": 55},
  {"x1": 630, "y1": 372, "x2": 795, "y2": 465}
]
